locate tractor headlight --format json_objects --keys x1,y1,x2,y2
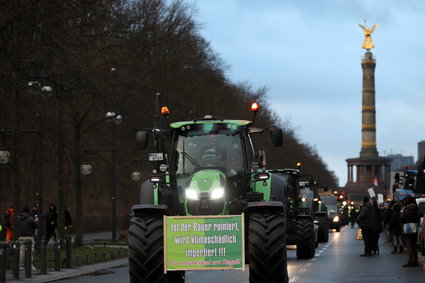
[
  {"x1": 333, "y1": 216, "x2": 340, "y2": 223},
  {"x1": 185, "y1": 189, "x2": 199, "y2": 200},
  {"x1": 210, "y1": 187, "x2": 225, "y2": 200}
]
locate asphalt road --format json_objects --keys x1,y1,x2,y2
[{"x1": 58, "y1": 225, "x2": 425, "y2": 282}]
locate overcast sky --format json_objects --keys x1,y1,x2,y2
[{"x1": 188, "y1": 0, "x2": 425, "y2": 186}]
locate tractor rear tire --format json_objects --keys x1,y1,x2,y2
[
  {"x1": 249, "y1": 209, "x2": 288, "y2": 283},
  {"x1": 317, "y1": 216, "x2": 329, "y2": 242},
  {"x1": 128, "y1": 214, "x2": 184, "y2": 283},
  {"x1": 296, "y1": 218, "x2": 315, "y2": 259}
]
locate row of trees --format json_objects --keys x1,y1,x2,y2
[{"x1": 0, "y1": 0, "x2": 337, "y2": 245}]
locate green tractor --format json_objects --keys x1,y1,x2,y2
[
  {"x1": 297, "y1": 178, "x2": 329, "y2": 243},
  {"x1": 128, "y1": 100, "x2": 288, "y2": 283},
  {"x1": 269, "y1": 166, "x2": 321, "y2": 259}
]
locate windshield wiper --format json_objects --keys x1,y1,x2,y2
[{"x1": 181, "y1": 151, "x2": 201, "y2": 168}]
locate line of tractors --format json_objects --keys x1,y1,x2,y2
[{"x1": 128, "y1": 97, "x2": 340, "y2": 283}]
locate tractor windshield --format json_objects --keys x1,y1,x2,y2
[
  {"x1": 299, "y1": 187, "x2": 314, "y2": 200},
  {"x1": 174, "y1": 123, "x2": 244, "y2": 177}
]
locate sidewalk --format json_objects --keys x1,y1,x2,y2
[
  {"x1": 6, "y1": 257, "x2": 128, "y2": 283},
  {"x1": 4, "y1": 232, "x2": 128, "y2": 282}
]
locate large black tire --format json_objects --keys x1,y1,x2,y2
[
  {"x1": 128, "y1": 214, "x2": 184, "y2": 283},
  {"x1": 296, "y1": 218, "x2": 315, "y2": 259},
  {"x1": 317, "y1": 216, "x2": 329, "y2": 243},
  {"x1": 249, "y1": 209, "x2": 288, "y2": 283}
]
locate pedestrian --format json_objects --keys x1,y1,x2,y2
[
  {"x1": 371, "y1": 199, "x2": 383, "y2": 254},
  {"x1": 350, "y1": 206, "x2": 359, "y2": 228},
  {"x1": 400, "y1": 195, "x2": 420, "y2": 267},
  {"x1": 17, "y1": 206, "x2": 37, "y2": 270},
  {"x1": 30, "y1": 203, "x2": 41, "y2": 249},
  {"x1": 382, "y1": 201, "x2": 393, "y2": 244},
  {"x1": 4, "y1": 206, "x2": 14, "y2": 243},
  {"x1": 45, "y1": 203, "x2": 58, "y2": 244},
  {"x1": 357, "y1": 196, "x2": 376, "y2": 256},
  {"x1": 388, "y1": 202, "x2": 403, "y2": 254}
]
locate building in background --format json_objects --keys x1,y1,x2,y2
[
  {"x1": 386, "y1": 154, "x2": 414, "y2": 171},
  {"x1": 418, "y1": 140, "x2": 425, "y2": 164}
]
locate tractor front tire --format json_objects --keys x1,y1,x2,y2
[
  {"x1": 296, "y1": 218, "x2": 315, "y2": 259},
  {"x1": 249, "y1": 209, "x2": 288, "y2": 283},
  {"x1": 128, "y1": 214, "x2": 184, "y2": 283}
]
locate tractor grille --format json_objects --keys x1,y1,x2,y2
[{"x1": 187, "y1": 193, "x2": 225, "y2": 215}]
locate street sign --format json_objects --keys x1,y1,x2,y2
[
  {"x1": 368, "y1": 187, "x2": 376, "y2": 198},
  {"x1": 163, "y1": 214, "x2": 244, "y2": 272}
]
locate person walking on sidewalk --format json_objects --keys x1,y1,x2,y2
[
  {"x1": 400, "y1": 195, "x2": 420, "y2": 267},
  {"x1": 4, "y1": 206, "x2": 14, "y2": 243},
  {"x1": 17, "y1": 206, "x2": 38, "y2": 270},
  {"x1": 357, "y1": 196, "x2": 376, "y2": 256},
  {"x1": 371, "y1": 199, "x2": 383, "y2": 254},
  {"x1": 388, "y1": 202, "x2": 403, "y2": 254},
  {"x1": 45, "y1": 203, "x2": 58, "y2": 244}
]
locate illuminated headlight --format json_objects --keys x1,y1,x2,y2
[
  {"x1": 333, "y1": 216, "x2": 340, "y2": 223},
  {"x1": 185, "y1": 189, "x2": 199, "y2": 200},
  {"x1": 301, "y1": 197, "x2": 306, "y2": 202},
  {"x1": 210, "y1": 187, "x2": 225, "y2": 200}
]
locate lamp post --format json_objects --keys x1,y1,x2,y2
[
  {"x1": 27, "y1": 82, "x2": 53, "y2": 201},
  {"x1": 81, "y1": 112, "x2": 122, "y2": 242},
  {"x1": 28, "y1": 81, "x2": 52, "y2": 245}
]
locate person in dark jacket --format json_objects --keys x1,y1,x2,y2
[
  {"x1": 45, "y1": 203, "x2": 58, "y2": 244},
  {"x1": 388, "y1": 202, "x2": 403, "y2": 253},
  {"x1": 18, "y1": 206, "x2": 38, "y2": 269},
  {"x1": 357, "y1": 196, "x2": 377, "y2": 256},
  {"x1": 371, "y1": 200, "x2": 383, "y2": 254},
  {"x1": 400, "y1": 195, "x2": 420, "y2": 267},
  {"x1": 30, "y1": 203, "x2": 41, "y2": 249}
]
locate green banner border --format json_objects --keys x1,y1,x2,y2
[{"x1": 163, "y1": 214, "x2": 245, "y2": 273}]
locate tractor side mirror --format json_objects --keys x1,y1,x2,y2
[
  {"x1": 136, "y1": 131, "x2": 149, "y2": 150},
  {"x1": 271, "y1": 127, "x2": 283, "y2": 147}
]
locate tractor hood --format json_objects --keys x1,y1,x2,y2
[{"x1": 185, "y1": 169, "x2": 227, "y2": 195}]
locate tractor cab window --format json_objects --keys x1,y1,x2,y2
[
  {"x1": 299, "y1": 187, "x2": 314, "y2": 200},
  {"x1": 174, "y1": 123, "x2": 243, "y2": 178}
]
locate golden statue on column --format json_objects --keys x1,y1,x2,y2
[{"x1": 359, "y1": 22, "x2": 378, "y2": 50}]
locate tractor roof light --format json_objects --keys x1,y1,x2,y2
[
  {"x1": 251, "y1": 102, "x2": 259, "y2": 112},
  {"x1": 161, "y1": 106, "x2": 170, "y2": 117}
]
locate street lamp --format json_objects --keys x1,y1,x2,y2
[
  {"x1": 28, "y1": 80, "x2": 53, "y2": 246},
  {"x1": 108, "y1": 111, "x2": 121, "y2": 242},
  {"x1": 81, "y1": 111, "x2": 122, "y2": 242},
  {"x1": 0, "y1": 149, "x2": 11, "y2": 164},
  {"x1": 131, "y1": 159, "x2": 141, "y2": 181},
  {"x1": 0, "y1": 133, "x2": 10, "y2": 164}
]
